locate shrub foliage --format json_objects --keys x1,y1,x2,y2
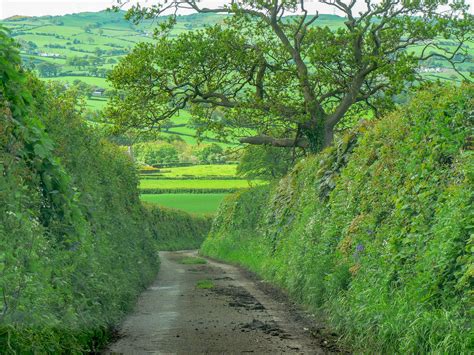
[
  {"x1": 202, "y1": 84, "x2": 473, "y2": 353},
  {"x1": 144, "y1": 203, "x2": 212, "y2": 251}
]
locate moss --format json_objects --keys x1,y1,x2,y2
[{"x1": 196, "y1": 279, "x2": 214, "y2": 289}]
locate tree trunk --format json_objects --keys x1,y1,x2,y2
[
  {"x1": 323, "y1": 125, "x2": 335, "y2": 149},
  {"x1": 239, "y1": 116, "x2": 336, "y2": 153},
  {"x1": 300, "y1": 115, "x2": 337, "y2": 153}
]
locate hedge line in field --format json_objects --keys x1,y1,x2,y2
[
  {"x1": 143, "y1": 203, "x2": 212, "y2": 250},
  {"x1": 140, "y1": 188, "x2": 241, "y2": 194},
  {"x1": 139, "y1": 175, "x2": 245, "y2": 180}
]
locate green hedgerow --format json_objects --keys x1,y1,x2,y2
[{"x1": 201, "y1": 83, "x2": 473, "y2": 353}]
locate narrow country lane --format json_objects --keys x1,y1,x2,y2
[{"x1": 106, "y1": 251, "x2": 334, "y2": 354}]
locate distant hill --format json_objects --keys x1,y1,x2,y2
[
  {"x1": 4, "y1": 15, "x2": 33, "y2": 21},
  {"x1": 0, "y1": 11, "x2": 253, "y2": 144},
  {"x1": 0, "y1": 10, "x2": 234, "y2": 90}
]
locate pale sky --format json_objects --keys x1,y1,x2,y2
[
  {"x1": 0, "y1": 0, "x2": 354, "y2": 19},
  {"x1": 1, "y1": 0, "x2": 472, "y2": 19}
]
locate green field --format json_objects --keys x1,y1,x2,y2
[
  {"x1": 138, "y1": 164, "x2": 259, "y2": 213},
  {"x1": 47, "y1": 76, "x2": 111, "y2": 88},
  {"x1": 140, "y1": 193, "x2": 227, "y2": 214},
  {"x1": 86, "y1": 97, "x2": 108, "y2": 110}
]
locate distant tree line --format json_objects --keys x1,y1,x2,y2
[{"x1": 134, "y1": 140, "x2": 228, "y2": 167}]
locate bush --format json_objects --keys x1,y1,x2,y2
[
  {"x1": 134, "y1": 142, "x2": 179, "y2": 166},
  {"x1": 202, "y1": 83, "x2": 473, "y2": 353},
  {"x1": 143, "y1": 203, "x2": 212, "y2": 250},
  {"x1": 237, "y1": 145, "x2": 294, "y2": 180},
  {"x1": 196, "y1": 143, "x2": 225, "y2": 164}
]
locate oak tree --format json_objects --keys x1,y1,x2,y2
[{"x1": 109, "y1": 0, "x2": 473, "y2": 152}]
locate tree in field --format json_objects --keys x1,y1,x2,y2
[
  {"x1": 37, "y1": 62, "x2": 60, "y2": 77},
  {"x1": 135, "y1": 142, "x2": 180, "y2": 166},
  {"x1": 196, "y1": 143, "x2": 226, "y2": 164},
  {"x1": 67, "y1": 56, "x2": 89, "y2": 70},
  {"x1": 72, "y1": 79, "x2": 94, "y2": 98},
  {"x1": 109, "y1": 0, "x2": 472, "y2": 152}
]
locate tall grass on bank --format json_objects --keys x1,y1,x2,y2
[{"x1": 202, "y1": 84, "x2": 473, "y2": 353}]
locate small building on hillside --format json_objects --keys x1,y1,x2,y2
[
  {"x1": 91, "y1": 88, "x2": 106, "y2": 97},
  {"x1": 38, "y1": 52, "x2": 61, "y2": 58}
]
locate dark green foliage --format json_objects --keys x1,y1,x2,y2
[
  {"x1": 134, "y1": 142, "x2": 180, "y2": 166},
  {"x1": 237, "y1": 145, "x2": 294, "y2": 180},
  {"x1": 196, "y1": 144, "x2": 225, "y2": 164},
  {"x1": 202, "y1": 84, "x2": 473, "y2": 353},
  {"x1": 143, "y1": 203, "x2": 212, "y2": 251}
]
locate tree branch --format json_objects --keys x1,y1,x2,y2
[{"x1": 239, "y1": 135, "x2": 309, "y2": 148}]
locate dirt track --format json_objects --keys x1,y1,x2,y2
[{"x1": 106, "y1": 250, "x2": 337, "y2": 354}]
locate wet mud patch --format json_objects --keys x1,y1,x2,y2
[
  {"x1": 240, "y1": 269, "x2": 346, "y2": 353},
  {"x1": 213, "y1": 276, "x2": 234, "y2": 281},
  {"x1": 187, "y1": 265, "x2": 216, "y2": 273},
  {"x1": 240, "y1": 319, "x2": 280, "y2": 336},
  {"x1": 213, "y1": 285, "x2": 265, "y2": 311}
]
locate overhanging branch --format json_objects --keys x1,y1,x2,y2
[{"x1": 239, "y1": 135, "x2": 309, "y2": 148}]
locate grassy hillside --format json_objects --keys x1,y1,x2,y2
[
  {"x1": 201, "y1": 84, "x2": 473, "y2": 353},
  {"x1": 0, "y1": 11, "x2": 249, "y2": 151},
  {"x1": 0, "y1": 11, "x2": 231, "y2": 89}
]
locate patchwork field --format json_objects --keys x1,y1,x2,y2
[
  {"x1": 138, "y1": 164, "x2": 265, "y2": 214},
  {"x1": 0, "y1": 11, "x2": 234, "y2": 146}
]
